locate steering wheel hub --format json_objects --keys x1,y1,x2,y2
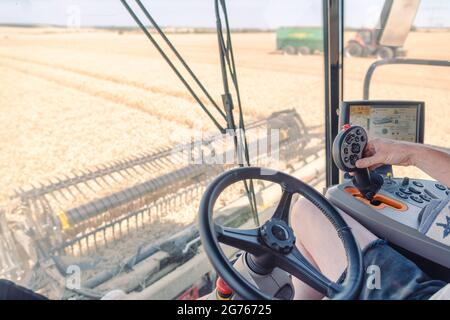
[{"x1": 260, "y1": 219, "x2": 296, "y2": 254}]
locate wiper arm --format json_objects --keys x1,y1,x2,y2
[
  {"x1": 215, "y1": 0, "x2": 259, "y2": 225},
  {"x1": 121, "y1": 0, "x2": 226, "y2": 132},
  {"x1": 121, "y1": 0, "x2": 259, "y2": 225}
]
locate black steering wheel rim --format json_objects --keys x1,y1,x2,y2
[{"x1": 199, "y1": 167, "x2": 363, "y2": 300}]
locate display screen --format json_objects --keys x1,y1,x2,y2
[{"x1": 349, "y1": 105, "x2": 418, "y2": 142}]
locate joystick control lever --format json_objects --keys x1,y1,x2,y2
[{"x1": 332, "y1": 125, "x2": 383, "y2": 201}]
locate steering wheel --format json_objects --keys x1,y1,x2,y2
[{"x1": 198, "y1": 167, "x2": 363, "y2": 300}]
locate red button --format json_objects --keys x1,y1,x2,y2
[
  {"x1": 216, "y1": 277, "x2": 232, "y2": 296},
  {"x1": 342, "y1": 124, "x2": 351, "y2": 130}
]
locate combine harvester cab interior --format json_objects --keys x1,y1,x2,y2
[{"x1": 0, "y1": 0, "x2": 449, "y2": 301}]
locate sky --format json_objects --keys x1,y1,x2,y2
[{"x1": 0, "y1": 0, "x2": 449, "y2": 29}]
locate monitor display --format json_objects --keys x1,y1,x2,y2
[
  {"x1": 340, "y1": 101, "x2": 424, "y2": 143},
  {"x1": 350, "y1": 105, "x2": 417, "y2": 142}
]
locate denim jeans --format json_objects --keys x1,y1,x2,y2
[{"x1": 340, "y1": 240, "x2": 447, "y2": 300}]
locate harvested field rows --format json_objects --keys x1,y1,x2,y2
[{"x1": 0, "y1": 28, "x2": 449, "y2": 208}]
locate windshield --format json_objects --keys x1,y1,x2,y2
[
  {"x1": 344, "y1": 0, "x2": 450, "y2": 179},
  {"x1": 2, "y1": 0, "x2": 448, "y2": 301},
  {"x1": 0, "y1": 1, "x2": 326, "y2": 299}
]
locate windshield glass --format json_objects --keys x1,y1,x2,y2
[
  {"x1": 344, "y1": 0, "x2": 450, "y2": 179},
  {"x1": 0, "y1": 1, "x2": 325, "y2": 299}
]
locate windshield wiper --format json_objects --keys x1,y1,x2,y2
[
  {"x1": 215, "y1": 0, "x2": 259, "y2": 225},
  {"x1": 121, "y1": 0, "x2": 259, "y2": 225},
  {"x1": 121, "y1": 0, "x2": 226, "y2": 132}
]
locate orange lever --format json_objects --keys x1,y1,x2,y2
[{"x1": 345, "y1": 187, "x2": 408, "y2": 211}]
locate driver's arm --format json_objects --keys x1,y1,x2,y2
[{"x1": 355, "y1": 138, "x2": 450, "y2": 187}]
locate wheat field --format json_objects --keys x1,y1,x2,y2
[{"x1": 0, "y1": 27, "x2": 449, "y2": 204}]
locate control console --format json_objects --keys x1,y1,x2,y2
[{"x1": 327, "y1": 125, "x2": 450, "y2": 269}]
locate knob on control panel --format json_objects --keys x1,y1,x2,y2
[{"x1": 402, "y1": 177, "x2": 410, "y2": 187}]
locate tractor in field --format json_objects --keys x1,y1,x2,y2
[
  {"x1": 345, "y1": 29, "x2": 406, "y2": 59},
  {"x1": 345, "y1": 0, "x2": 420, "y2": 60}
]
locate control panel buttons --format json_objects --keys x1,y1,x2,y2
[
  {"x1": 408, "y1": 187, "x2": 421, "y2": 194},
  {"x1": 423, "y1": 189, "x2": 438, "y2": 199},
  {"x1": 395, "y1": 192, "x2": 409, "y2": 200},
  {"x1": 435, "y1": 184, "x2": 446, "y2": 191},
  {"x1": 410, "y1": 195, "x2": 424, "y2": 203},
  {"x1": 334, "y1": 125, "x2": 368, "y2": 172},
  {"x1": 412, "y1": 181, "x2": 424, "y2": 188},
  {"x1": 345, "y1": 134, "x2": 355, "y2": 144},
  {"x1": 351, "y1": 143, "x2": 361, "y2": 154},
  {"x1": 399, "y1": 187, "x2": 412, "y2": 195},
  {"x1": 419, "y1": 194, "x2": 431, "y2": 202}
]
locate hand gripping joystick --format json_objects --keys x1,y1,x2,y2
[{"x1": 332, "y1": 125, "x2": 383, "y2": 201}]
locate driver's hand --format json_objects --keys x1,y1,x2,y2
[{"x1": 355, "y1": 138, "x2": 416, "y2": 170}]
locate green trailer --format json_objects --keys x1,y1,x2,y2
[{"x1": 276, "y1": 27, "x2": 323, "y2": 55}]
